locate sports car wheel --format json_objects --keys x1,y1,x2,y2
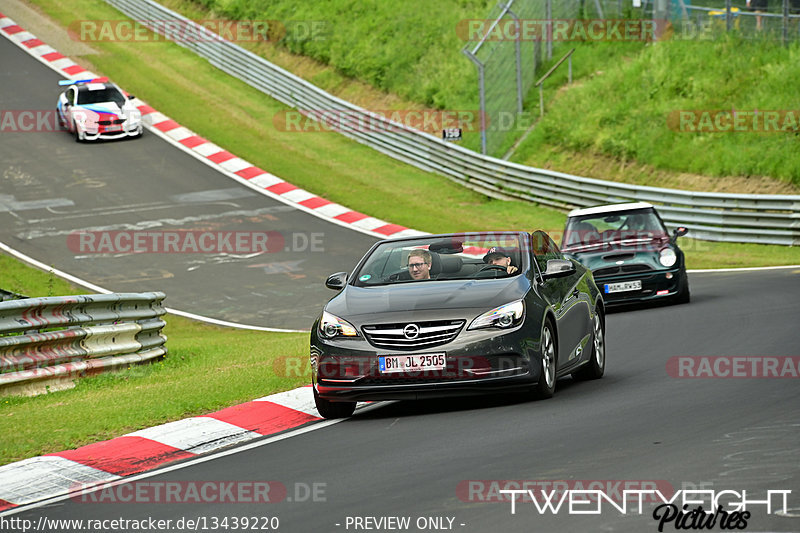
[
  {"x1": 573, "y1": 308, "x2": 605, "y2": 381},
  {"x1": 73, "y1": 120, "x2": 83, "y2": 143},
  {"x1": 532, "y1": 321, "x2": 556, "y2": 399},
  {"x1": 313, "y1": 386, "x2": 356, "y2": 419}
]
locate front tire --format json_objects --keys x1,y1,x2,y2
[
  {"x1": 532, "y1": 320, "x2": 556, "y2": 399},
  {"x1": 313, "y1": 386, "x2": 356, "y2": 419},
  {"x1": 73, "y1": 120, "x2": 83, "y2": 143},
  {"x1": 573, "y1": 308, "x2": 605, "y2": 381},
  {"x1": 674, "y1": 274, "x2": 690, "y2": 304}
]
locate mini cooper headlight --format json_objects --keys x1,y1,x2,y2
[
  {"x1": 319, "y1": 311, "x2": 358, "y2": 339},
  {"x1": 468, "y1": 300, "x2": 524, "y2": 330},
  {"x1": 659, "y1": 247, "x2": 677, "y2": 267}
]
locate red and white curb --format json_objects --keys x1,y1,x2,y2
[
  {"x1": 0, "y1": 386, "x2": 361, "y2": 512},
  {"x1": 0, "y1": 13, "x2": 425, "y2": 242}
]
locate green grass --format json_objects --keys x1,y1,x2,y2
[
  {"x1": 512, "y1": 35, "x2": 800, "y2": 185},
  {"x1": 3, "y1": 0, "x2": 800, "y2": 466},
  {"x1": 0, "y1": 253, "x2": 309, "y2": 465},
  {"x1": 165, "y1": 0, "x2": 800, "y2": 183}
]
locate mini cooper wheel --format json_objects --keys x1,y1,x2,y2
[
  {"x1": 532, "y1": 321, "x2": 556, "y2": 399},
  {"x1": 313, "y1": 386, "x2": 356, "y2": 419},
  {"x1": 573, "y1": 308, "x2": 605, "y2": 381},
  {"x1": 674, "y1": 276, "x2": 690, "y2": 305}
]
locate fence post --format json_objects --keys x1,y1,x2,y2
[
  {"x1": 508, "y1": 7, "x2": 523, "y2": 114},
  {"x1": 546, "y1": 0, "x2": 553, "y2": 60},
  {"x1": 726, "y1": 0, "x2": 732, "y2": 32},
  {"x1": 783, "y1": 0, "x2": 790, "y2": 47}
]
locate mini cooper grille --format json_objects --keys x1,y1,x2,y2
[
  {"x1": 362, "y1": 320, "x2": 465, "y2": 350},
  {"x1": 593, "y1": 264, "x2": 654, "y2": 277}
]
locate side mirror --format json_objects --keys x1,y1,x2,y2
[
  {"x1": 325, "y1": 272, "x2": 348, "y2": 290},
  {"x1": 673, "y1": 226, "x2": 689, "y2": 239},
  {"x1": 542, "y1": 259, "x2": 575, "y2": 279},
  {"x1": 127, "y1": 94, "x2": 136, "y2": 100}
]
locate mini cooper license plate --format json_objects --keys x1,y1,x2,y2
[
  {"x1": 604, "y1": 280, "x2": 642, "y2": 294},
  {"x1": 379, "y1": 353, "x2": 446, "y2": 373}
]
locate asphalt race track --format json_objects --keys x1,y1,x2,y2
[
  {"x1": 0, "y1": 34, "x2": 378, "y2": 331},
  {"x1": 6, "y1": 271, "x2": 800, "y2": 531},
  {"x1": 2, "y1": 13, "x2": 800, "y2": 533}
]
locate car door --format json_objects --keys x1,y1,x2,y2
[{"x1": 531, "y1": 231, "x2": 592, "y2": 371}]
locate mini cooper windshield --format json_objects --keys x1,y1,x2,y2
[
  {"x1": 352, "y1": 233, "x2": 524, "y2": 286},
  {"x1": 562, "y1": 207, "x2": 669, "y2": 252}
]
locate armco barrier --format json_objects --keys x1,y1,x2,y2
[
  {"x1": 0, "y1": 292, "x2": 167, "y2": 395},
  {"x1": 103, "y1": 0, "x2": 800, "y2": 245}
]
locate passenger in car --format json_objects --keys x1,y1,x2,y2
[{"x1": 482, "y1": 247, "x2": 518, "y2": 274}]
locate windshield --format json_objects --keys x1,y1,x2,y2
[
  {"x1": 77, "y1": 87, "x2": 126, "y2": 107},
  {"x1": 562, "y1": 208, "x2": 668, "y2": 250},
  {"x1": 353, "y1": 233, "x2": 525, "y2": 286}
]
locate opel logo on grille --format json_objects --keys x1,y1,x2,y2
[{"x1": 403, "y1": 323, "x2": 420, "y2": 339}]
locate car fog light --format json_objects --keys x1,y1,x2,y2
[{"x1": 665, "y1": 272, "x2": 673, "y2": 279}]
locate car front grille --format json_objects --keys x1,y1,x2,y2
[
  {"x1": 362, "y1": 320, "x2": 465, "y2": 350},
  {"x1": 98, "y1": 119, "x2": 125, "y2": 125},
  {"x1": 594, "y1": 264, "x2": 654, "y2": 277}
]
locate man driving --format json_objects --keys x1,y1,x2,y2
[{"x1": 482, "y1": 247, "x2": 518, "y2": 275}]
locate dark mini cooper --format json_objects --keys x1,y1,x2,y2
[
  {"x1": 310, "y1": 231, "x2": 606, "y2": 418},
  {"x1": 561, "y1": 202, "x2": 690, "y2": 306}
]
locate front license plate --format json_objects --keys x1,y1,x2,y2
[
  {"x1": 379, "y1": 353, "x2": 446, "y2": 373},
  {"x1": 604, "y1": 280, "x2": 642, "y2": 294}
]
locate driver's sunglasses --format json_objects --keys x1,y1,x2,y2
[{"x1": 408, "y1": 262, "x2": 429, "y2": 269}]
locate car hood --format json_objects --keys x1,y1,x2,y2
[
  {"x1": 564, "y1": 238, "x2": 674, "y2": 273},
  {"x1": 325, "y1": 277, "x2": 528, "y2": 319},
  {"x1": 76, "y1": 101, "x2": 136, "y2": 117}
]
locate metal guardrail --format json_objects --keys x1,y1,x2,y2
[
  {"x1": 0, "y1": 292, "x2": 167, "y2": 395},
  {"x1": 105, "y1": 0, "x2": 800, "y2": 245}
]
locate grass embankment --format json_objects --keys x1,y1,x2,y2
[
  {"x1": 514, "y1": 35, "x2": 800, "y2": 188},
  {"x1": 173, "y1": 0, "x2": 800, "y2": 188},
  {"x1": 3, "y1": 0, "x2": 798, "y2": 465}
]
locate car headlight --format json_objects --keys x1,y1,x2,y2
[
  {"x1": 318, "y1": 311, "x2": 358, "y2": 339},
  {"x1": 126, "y1": 110, "x2": 141, "y2": 124},
  {"x1": 468, "y1": 300, "x2": 524, "y2": 330},
  {"x1": 659, "y1": 247, "x2": 677, "y2": 267}
]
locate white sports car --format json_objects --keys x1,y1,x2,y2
[{"x1": 56, "y1": 77, "x2": 143, "y2": 142}]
